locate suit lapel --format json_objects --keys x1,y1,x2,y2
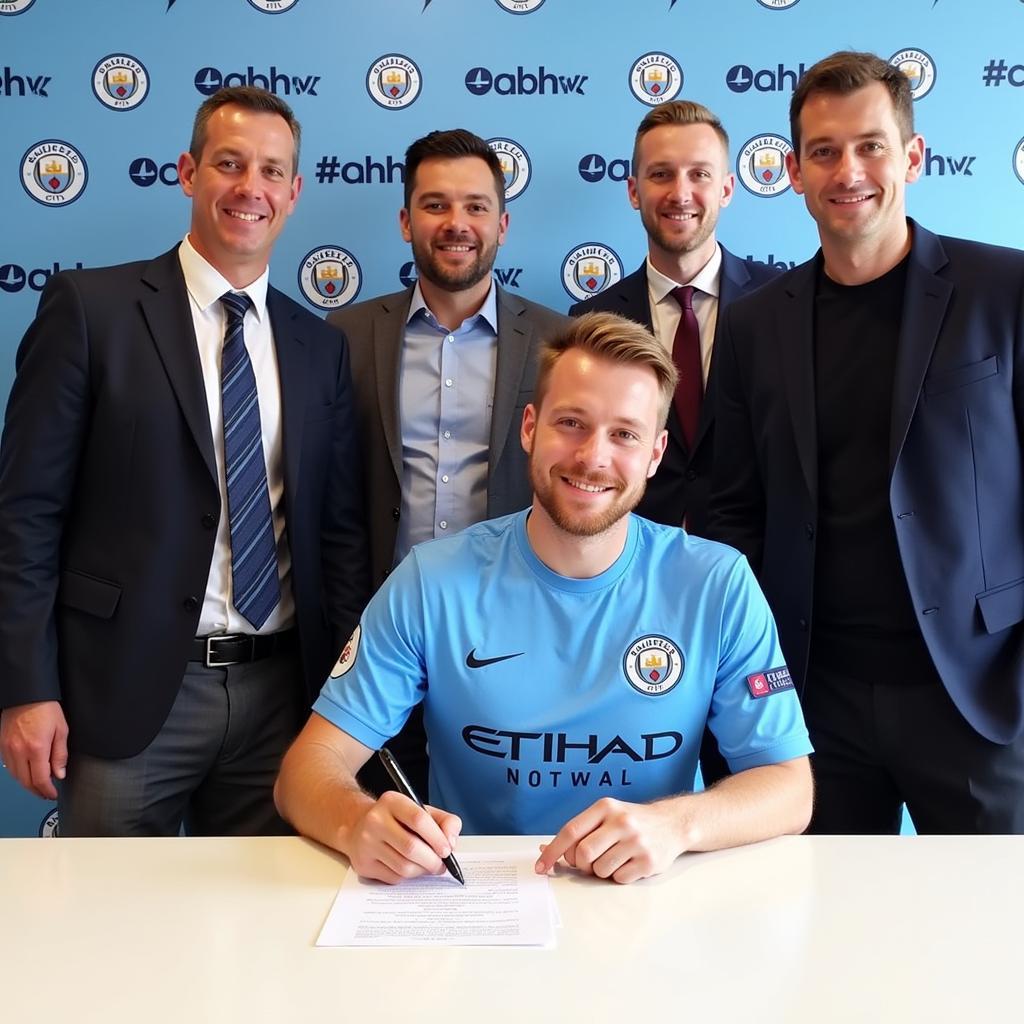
[
  {"x1": 695, "y1": 248, "x2": 753, "y2": 452},
  {"x1": 779, "y1": 260, "x2": 819, "y2": 500},
  {"x1": 889, "y1": 224, "x2": 951, "y2": 475},
  {"x1": 139, "y1": 248, "x2": 218, "y2": 484},
  {"x1": 613, "y1": 265, "x2": 655, "y2": 330},
  {"x1": 267, "y1": 287, "x2": 306, "y2": 502},
  {"x1": 490, "y1": 286, "x2": 531, "y2": 456},
  {"x1": 375, "y1": 290, "x2": 411, "y2": 482}
]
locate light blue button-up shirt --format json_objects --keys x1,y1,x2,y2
[{"x1": 394, "y1": 281, "x2": 499, "y2": 565}]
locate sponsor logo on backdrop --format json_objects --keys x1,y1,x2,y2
[
  {"x1": 0, "y1": 261, "x2": 84, "y2": 294},
  {"x1": 628, "y1": 52, "x2": 683, "y2": 106},
  {"x1": 38, "y1": 808, "x2": 59, "y2": 837},
  {"x1": 982, "y1": 58, "x2": 1024, "y2": 87},
  {"x1": 494, "y1": 0, "x2": 546, "y2": 10},
  {"x1": 194, "y1": 65, "x2": 319, "y2": 97},
  {"x1": 298, "y1": 246, "x2": 361, "y2": 310},
  {"x1": 20, "y1": 140, "x2": 88, "y2": 206},
  {"x1": 736, "y1": 134, "x2": 792, "y2": 197},
  {"x1": 745, "y1": 253, "x2": 796, "y2": 271},
  {"x1": 92, "y1": 54, "x2": 150, "y2": 111},
  {"x1": 561, "y1": 243, "x2": 623, "y2": 301},
  {"x1": 1014, "y1": 137, "x2": 1024, "y2": 186},
  {"x1": 0, "y1": 0, "x2": 36, "y2": 14},
  {"x1": 129, "y1": 157, "x2": 179, "y2": 187},
  {"x1": 313, "y1": 154, "x2": 404, "y2": 185},
  {"x1": 756, "y1": 0, "x2": 801, "y2": 8},
  {"x1": 726, "y1": 62, "x2": 808, "y2": 93},
  {"x1": 923, "y1": 148, "x2": 975, "y2": 177},
  {"x1": 247, "y1": 0, "x2": 301, "y2": 12},
  {"x1": 399, "y1": 261, "x2": 418, "y2": 288},
  {"x1": 578, "y1": 153, "x2": 631, "y2": 183},
  {"x1": 366, "y1": 54, "x2": 422, "y2": 109},
  {"x1": 623, "y1": 635, "x2": 684, "y2": 696},
  {"x1": 889, "y1": 49, "x2": 936, "y2": 100},
  {"x1": 487, "y1": 138, "x2": 531, "y2": 201},
  {"x1": 465, "y1": 65, "x2": 587, "y2": 96},
  {"x1": 0, "y1": 66, "x2": 50, "y2": 96}
]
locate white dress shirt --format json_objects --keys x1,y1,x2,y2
[
  {"x1": 178, "y1": 236, "x2": 294, "y2": 636},
  {"x1": 646, "y1": 244, "x2": 723, "y2": 388}
]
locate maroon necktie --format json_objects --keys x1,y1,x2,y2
[{"x1": 670, "y1": 285, "x2": 702, "y2": 451}]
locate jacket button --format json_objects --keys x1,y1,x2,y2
[
  {"x1": 805, "y1": 523, "x2": 815, "y2": 539},
  {"x1": 202, "y1": 513, "x2": 216, "y2": 529},
  {"x1": 183, "y1": 596, "x2": 199, "y2": 612},
  {"x1": 798, "y1": 618, "x2": 808, "y2": 631},
  {"x1": 391, "y1": 507, "x2": 400, "y2": 521},
  {"x1": 685, "y1": 469, "x2": 698, "y2": 482}
]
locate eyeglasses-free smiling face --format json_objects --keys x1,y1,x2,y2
[
  {"x1": 628, "y1": 122, "x2": 734, "y2": 273},
  {"x1": 400, "y1": 156, "x2": 509, "y2": 293},
  {"x1": 522, "y1": 350, "x2": 667, "y2": 541},
  {"x1": 178, "y1": 103, "x2": 301, "y2": 287},
  {"x1": 786, "y1": 81, "x2": 924, "y2": 257}
]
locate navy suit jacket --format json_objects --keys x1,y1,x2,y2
[
  {"x1": 0, "y1": 248, "x2": 368, "y2": 758},
  {"x1": 569, "y1": 247, "x2": 780, "y2": 534},
  {"x1": 710, "y1": 222, "x2": 1024, "y2": 743}
]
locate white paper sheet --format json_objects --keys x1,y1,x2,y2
[{"x1": 316, "y1": 850, "x2": 557, "y2": 947}]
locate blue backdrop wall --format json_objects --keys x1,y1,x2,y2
[{"x1": 2, "y1": 0, "x2": 1022, "y2": 835}]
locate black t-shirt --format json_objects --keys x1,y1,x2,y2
[{"x1": 809, "y1": 255, "x2": 939, "y2": 685}]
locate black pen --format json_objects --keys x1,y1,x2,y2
[{"x1": 378, "y1": 747, "x2": 465, "y2": 885}]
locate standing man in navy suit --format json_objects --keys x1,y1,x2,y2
[
  {"x1": 0, "y1": 86, "x2": 367, "y2": 836},
  {"x1": 569, "y1": 101, "x2": 781, "y2": 536},
  {"x1": 711, "y1": 51, "x2": 1024, "y2": 832}
]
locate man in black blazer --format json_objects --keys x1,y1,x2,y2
[
  {"x1": 329, "y1": 129, "x2": 566, "y2": 795},
  {"x1": 569, "y1": 101, "x2": 780, "y2": 537},
  {"x1": 0, "y1": 87, "x2": 367, "y2": 835},
  {"x1": 711, "y1": 51, "x2": 1024, "y2": 832}
]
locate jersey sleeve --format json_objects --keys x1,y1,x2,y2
[
  {"x1": 707, "y1": 554, "x2": 813, "y2": 773},
  {"x1": 312, "y1": 548, "x2": 428, "y2": 750}
]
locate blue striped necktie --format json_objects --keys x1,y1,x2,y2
[{"x1": 219, "y1": 291, "x2": 280, "y2": 630}]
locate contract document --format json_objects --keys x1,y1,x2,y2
[{"x1": 316, "y1": 850, "x2": 557, "y2": 947}]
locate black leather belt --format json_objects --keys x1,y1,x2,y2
[{"x1": 190, "y1": 630, "x2": 297, "y2": 668}]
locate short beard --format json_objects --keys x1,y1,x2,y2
[
  {"x1": 529, "y1": 457, "x2": 644, "y2": 538},
  {"x1": 412, "y1": 236, "x2": 498, "y2": 293}
]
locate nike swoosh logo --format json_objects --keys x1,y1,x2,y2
[{"x1": 466, "y1": 648, "x2": 525, "y2": 669}]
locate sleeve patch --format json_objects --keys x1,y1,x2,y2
[
  {"x1": 329, "y1": 624, "x2": 361, "y2": 678},
  {"x1": 746, "y1": 665, "x2": 794, "y2": 699}
]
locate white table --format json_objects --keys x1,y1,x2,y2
[{"x1": 2, "y1": 834, "x2": 1020, "y2": 1023}]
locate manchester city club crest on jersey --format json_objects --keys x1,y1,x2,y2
[
  {"x1": 21, "y1": 140, "x2": 88, "y2": 207},
  {"x1": 92, "y1": 54, "x2": 150, "y2": 111},
  {"x1": 623, "y1": 635, "x2": 684, "y2": 696},
  {"x1": 297, "y1": 245, "x2": 362, "y2": 311}
]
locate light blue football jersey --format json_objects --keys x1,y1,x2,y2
[{"x1": 314, "y1": 511, "x2": 811, "y2": 835}]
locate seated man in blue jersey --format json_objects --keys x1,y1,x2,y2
[{"x1": 275, "y1": 312, "x2": 812, "y2": 884}]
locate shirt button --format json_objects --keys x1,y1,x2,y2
[
  {"x1": 439, "y1": 520, "x2": 448, "y2": 530},
  {"x1": 443, "y1": 430, "x2": 451, "y2": 439},
  {"x1": 446, "y1": 335, "x2": 454, "y2": 343},
  {"x1": 441, "y1": 474, "x2": 449, "y2": 483},
  {"x1": 445, "y1": 378, "x2": 453, "y2": 387}
]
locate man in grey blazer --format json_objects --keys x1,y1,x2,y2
[{"x1": 328, "y1": 129, "x2": 566, "y2": 793}]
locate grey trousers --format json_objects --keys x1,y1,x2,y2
[{"x1": 58, "y1": 652, "x2": 303, "y2": 837}]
